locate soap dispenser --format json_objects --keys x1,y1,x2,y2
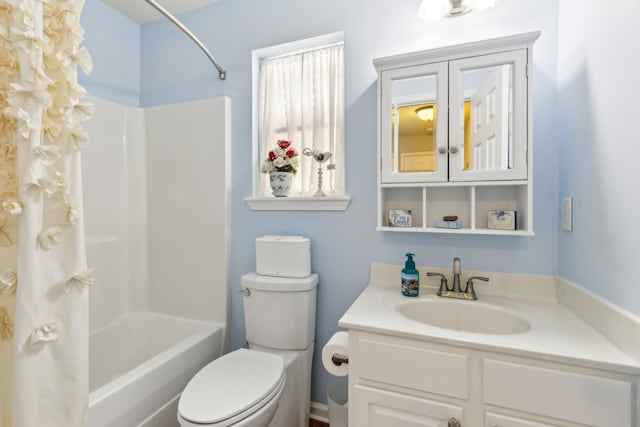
[{"x1": 401, "y1": 253, "x2": 419, "y2": 297}]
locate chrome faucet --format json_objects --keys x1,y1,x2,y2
[{"x1": 427, "y1": 257, "x2": 489, "y2": 300}]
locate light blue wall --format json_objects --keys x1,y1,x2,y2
[
  {"x1": 84, "y1": 0, "x2": 561, "y2": 404},
  {"x1": 557, "y1": 2, "x2": 640, "y2": 316},
  {"x1": 80, "y1": 0, "x2": 140, "y2": 106}
]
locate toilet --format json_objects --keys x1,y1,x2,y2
[{"x1": 178, "y1": 237, "x2": 318, "y2": 427}]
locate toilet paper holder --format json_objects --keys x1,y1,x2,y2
[{"x1": 331, "y1": 354, "x2": 349, "y2": 366}]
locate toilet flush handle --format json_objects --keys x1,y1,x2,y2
[{"x1": 239, "y1": 288, "x2": 251, "y2": 297}]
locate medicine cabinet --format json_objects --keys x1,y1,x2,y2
[{"x1": 374, "y1": 32, "x2": 539, "y2": 235}]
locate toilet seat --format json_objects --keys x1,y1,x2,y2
[{"x1": 178, "y1": 349, "x2": 286, "y2": 427}]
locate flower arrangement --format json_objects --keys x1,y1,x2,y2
[{"x1": 261, "y1": 140, "x2": 299, "y2": 175}]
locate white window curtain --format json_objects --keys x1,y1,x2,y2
[{"x1": 259, "y1": 43, "x2": 344, "y2": 196}]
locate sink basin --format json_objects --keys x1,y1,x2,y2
[{"x1": 398, "y1": 299, "x2": 531, "y2": 334}]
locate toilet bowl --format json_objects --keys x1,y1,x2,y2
[{"x1": 178, "y1": 349, "x2": 286, "y2": 427}]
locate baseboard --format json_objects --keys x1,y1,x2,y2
[
  {"x1": 309, "y1": 401, "x2": 329, "y2": 423},
  {"x1": 137, "y1": 397, "x2": 328, "y2": 426}
]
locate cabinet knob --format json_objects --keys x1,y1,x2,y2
[
  {"x1": 448, "y1": 417, "x2": 461, "y2": 427},
  {"x1": 449, "y1": 146, "x2": 460, "y2": 154},
  {"x1": 438, "y1": 146, "x2": 448, "y2": 155}
]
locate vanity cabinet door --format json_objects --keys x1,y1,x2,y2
[
  {"x1": 448, "y1": 50, "x2": 528, "y2": 182},
  {"x1": 380, "y1": 62, "x2": 449, "y2": 183},
  {"x1": 354, "y1": 384, "x2": 464, "y2": 427}
]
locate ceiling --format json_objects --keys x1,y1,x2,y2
[{"x1": 101, "y1": 0, "x2": 222, "y2": 24}]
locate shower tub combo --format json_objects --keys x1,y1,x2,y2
[{"x1": 83, "y1": 92, "x2": 230, "y2": 427}]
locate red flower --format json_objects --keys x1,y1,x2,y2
[
  {"x1": 277, "y1": 140, "x2": 291, "y2": 149},
  {"x1": 268, "y1": 151, "x2": 276, "y2": 160},
  {"x1": 286, "y1": 149, "x2": 295, "y2": 158}
]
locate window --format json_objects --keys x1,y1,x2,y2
[{"x1": 250, "y1": 33, "x2": 346, "y2": 203}]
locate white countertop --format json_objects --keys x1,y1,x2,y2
[{"x1": 339, "y1": 279, "x2": 640, "y2": 375}]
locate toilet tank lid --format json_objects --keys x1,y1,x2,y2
[
  {"x1": 257, "y1": 235, "x2": 309, "y2": 243},
  {"x1": 241, "y1": 272, "x2": 318, "y2": 291}
]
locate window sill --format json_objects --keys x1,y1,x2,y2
[{"x1": 244, "y1": 195, "x2": 351, "y2": 211}]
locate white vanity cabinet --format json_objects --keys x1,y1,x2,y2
[
  {"x1": 375, "y1": 32, "x2": 539, "y2": 235},
  {"x1": 348, "y1": 331, "x2": 638, "y2": 427}
]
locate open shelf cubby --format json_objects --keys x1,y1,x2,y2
[{"x1": 378, "y1": 182, "x2": 533, "y2": 236}]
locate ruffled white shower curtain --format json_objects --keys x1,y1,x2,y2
[{"x1": 0, "y1": 0, "x2": 93, "y2": 426}]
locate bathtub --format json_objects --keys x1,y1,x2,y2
[{"x1": 89, "y1": 312, "x2": 225, "y2": 427}]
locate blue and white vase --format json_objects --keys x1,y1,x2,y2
[{"x1": 269, "y1": 171, "x2": 293, "y2": 197}]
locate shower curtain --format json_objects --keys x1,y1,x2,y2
[{"x1": 0, "y1": 0, "x2": 93, "y2": 426}]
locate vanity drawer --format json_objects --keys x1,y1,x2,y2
[
  {"x1": 483, "y1": 359, "x2": 633, "y2": 426},
  {"x1": 356, "y1": 336, "x2": 468, "y2": 399}
]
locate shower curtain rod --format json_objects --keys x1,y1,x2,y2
[{"x1": 143, "y1": 0, "x2": 227, "y2": 80}]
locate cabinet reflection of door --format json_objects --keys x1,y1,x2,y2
[
  {"x1": 470, "y1": 65, "x2": 510, "y2": 171},
  {"x1": 449, "y1": 48, "x2": 527, "y2": 182},
  {"x1": 400, "y1": 151, "x2": 435, "y2": 172}
]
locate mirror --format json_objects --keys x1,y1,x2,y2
[
  {"x1": 388, "y1": 63, "x2": 515, "y2": 176},
  {"x1": 391, "y1": 103, "x2": 438, "y2": 173},
  {"x1": 455, "y1": 63, "x2": 514, "y2": 172},
  {"x1": 390, "y1": 74, "x2": 440, "y2": 174},
  {"x1": 382, "y1": 49, "x2": 525, "y2": 183}
]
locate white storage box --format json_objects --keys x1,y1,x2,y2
[{"x1": 256, "y1": 235, "x2": 311, "y2": 278}]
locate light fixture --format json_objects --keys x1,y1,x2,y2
[
  {"x1": 415, "y1": 105, "x2": 435, "y2": 121},
  {"x1": 418, "y1": 0, "x2": 498, "y2": 21},
  {"x1": 448, "y1": 0, "x2": 471, "y2": 16}
]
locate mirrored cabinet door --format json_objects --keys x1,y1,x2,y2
[
  {"x1": 448, "y1": 50, "x2": 528, "y2": 181},
  {"x1": 380, "y1": 62, "x2": 448, "y2": 183}
]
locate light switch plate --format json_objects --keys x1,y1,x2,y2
[{"x1": 562, "y1": 197, "x2": 572, "y2": 231}]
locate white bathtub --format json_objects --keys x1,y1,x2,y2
[{"x1": 89, "y1": 312, "x2": 225, "y2": 427}]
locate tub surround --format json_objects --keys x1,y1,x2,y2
[
  {"x1": 83, "y1": 96, "x2": 148, "y2": 331},
  {"x1": 83, "y1": 95, "x2": 230, "y2": 332},
  {"x1": 145, "y1": 97, "x2": 230, "y2": 326},
  {"x1": 340, "y1": 263, "x2": 640, "y2": 374},
  {"x1": 83, "y1": 95, "x2": 231, "y2": 426}
]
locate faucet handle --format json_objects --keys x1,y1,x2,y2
[
  {"x1": 427, "y1": 272, "x2": 449, "y2": 296},
  {"x1": 465, "y1": 276, "x2": 489, "y2": 300}
]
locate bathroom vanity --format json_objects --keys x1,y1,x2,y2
[{"x1": 339, "y1": 264, "x2": 640, "y2": 426}]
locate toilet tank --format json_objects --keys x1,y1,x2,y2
[
  {"x1": 255, "y1": 235, "x2": 310, "y2": 278},
  {"x1": 241, "y1": 272, "x2": 318, "y2": 350}
]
